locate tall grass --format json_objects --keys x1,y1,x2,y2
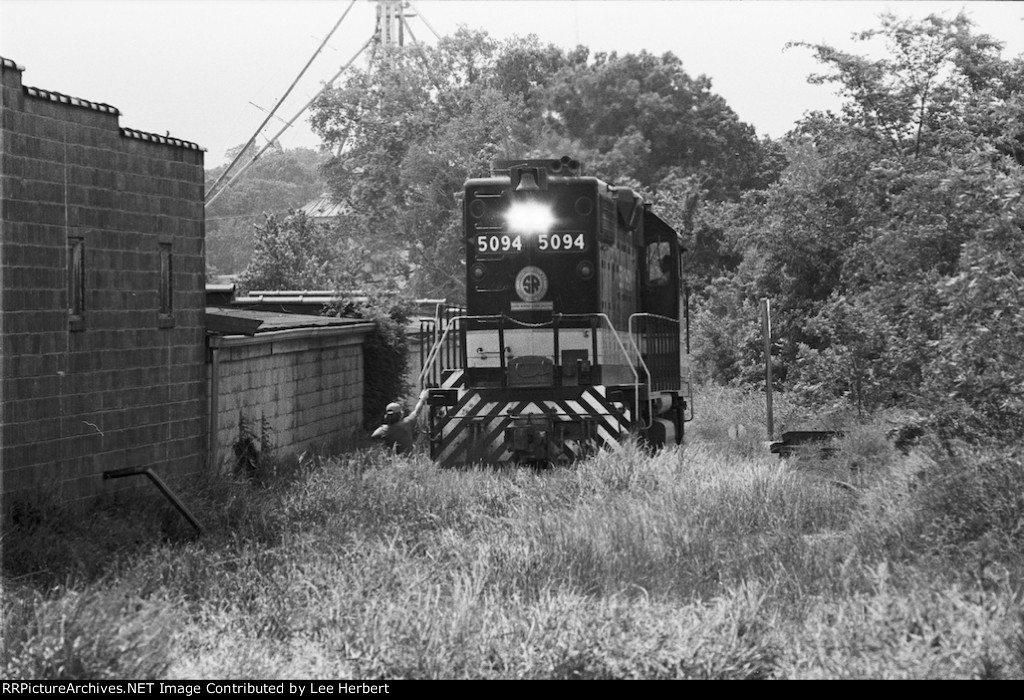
[
  {"x1": 2, "y1": 586, "x2": 176, "y2": 680},
  {"x1": 3, "y1": 387, "x2": 1023, "y2": 678}
]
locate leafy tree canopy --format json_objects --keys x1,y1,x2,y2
[
  {"x1": 205, "y1": 147, "x2": 327, "y2": 278},
  {"x1": 308, "y1": 29, "x2": 776, "y2": 298},
  {"x1": 539, "y1": 49, "x2": 776, "y2": 197},
  {"x1": 694, "y1": 11, "x2": 1024, "y2": 441}
]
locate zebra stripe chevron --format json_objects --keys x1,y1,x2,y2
[{"x1": 428, "y1": 372, "x2": 633, "y2": 465}]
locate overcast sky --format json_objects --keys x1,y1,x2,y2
[{"x1": 2, "y1": 1, "x2": 1023, "y2": 166}]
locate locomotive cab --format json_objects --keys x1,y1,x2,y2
[{"x1": 421, "y1": 157, "x2": 691, "y2": 465}]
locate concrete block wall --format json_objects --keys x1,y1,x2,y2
[
  {"x1": 1, "y1": 57, "x2": 206, "y2": 509},
  {"x1": 210, "y1": 327, "x2": 371, "y2": 470}
]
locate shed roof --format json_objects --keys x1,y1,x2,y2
[
  {"x1": 205, "y1": 306, "x2": 370, "y2": 336},
  {"x1": 297, "y1": 193, "x2": 351, "y2": 219}
]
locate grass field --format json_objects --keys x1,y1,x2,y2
[{"x1": 3, "y1": 387, "x2": 1023, "y2": 679}]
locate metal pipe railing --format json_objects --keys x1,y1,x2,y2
[
  {"x1": 419, "y1": 313, "x2": 646, "y2": 426},
  {"x1": 628, "y1": 312, "x2": 681, "y2": 428},
  {"x1": 103, "y1": 466, "x2": 204, "y2": 535}
]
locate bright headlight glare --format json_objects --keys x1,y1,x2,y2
[{"x1": 505, "y1": 202, "x2": 555, "y2": 234}]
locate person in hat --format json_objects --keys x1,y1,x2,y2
[{"x1": 371, "y1": 389, "x2": 429, "y2": 455}]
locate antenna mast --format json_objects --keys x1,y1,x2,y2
[
  {"x1": 205, "y1": 0, "x2": 440, "y2": 208},
  {"x1": 375, "y1": 1, "x2": 411, "y2": 47}
]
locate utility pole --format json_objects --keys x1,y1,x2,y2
[
  {"x1": 205, "y1": 0, "x2": 441, "y2": 209},
  {"x1": 761, "y1": 297, "x2": 774, "y2": 441}
]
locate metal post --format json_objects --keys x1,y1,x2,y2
[
  {"x1": 208, "y1": 336, "x2": 221, "y2": 471},
  {"x1": 498, "y1": 316, "x2": 507, "y2": 388},
  {"x1": 684, "y1": 284, "x2": 691, "y2": 355},
  {"x1": 103, "y1": 467, "x2": 204, "y2": 535},
  {"x1": 552, "y1": 313, "x2": 561, "y2": 385},
  {"x1": 761, "y1": 297, "x2": 774, "y2": 441}
]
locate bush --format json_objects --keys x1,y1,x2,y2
[
  {"x1": 912, "y1": 447, "x2": 1024, "y2": 554},
  {"x1": 331, "y1": 295, "x2": 414, "y2": 431}
]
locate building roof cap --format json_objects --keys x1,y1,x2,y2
[
  {"x1": 8, "y1": 56, "x2": 205, "y2": 152},
  {"x1": 1, "y1": 56, "x2": 26, "y2": 71},
  {"x1": 121, "y1": 127, "x2": 204, "y2": 151},
  {"x1": 24, "y1": 85, "x2": 120, "y2": 115}
]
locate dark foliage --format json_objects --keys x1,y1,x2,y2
[
  {"x1": 329, "y1": 296, "x2": 415, "y2": 432},
  {"x1": 692, "y1": 11, "x2": 1024, "y2": 444}
]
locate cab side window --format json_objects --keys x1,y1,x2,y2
[{"x1": 643, "y1": 241, "x2": 677, "y2": 317}]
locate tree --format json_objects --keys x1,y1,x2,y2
[
  {"x1": 920, "y1": 151, "x2": 1024, "y2": 440},
  {"x1": 789, "y1": 11, "x2": 1008, "y2": 158},
  {"x1": 309, "y1": 29, "x2": 529, "y2": 299},
  {"x1": 204, "y1": 148, "x2": 327, "y2": 278},
  {"x1": 538, "y1": 50, "x2": 778, "y2": 197},
  {"x1": 308, "y1": 31, "x2": 780, "y2": 301},
  {"x1": 238, "y1": 211, "x2": 336, "y2": 292},
  {"x1": 695, "y1": 10, "x2": 1024, "y2": 440},
  {"x1": 237, "y1": 209, "x2": 407, "y2": 294}
]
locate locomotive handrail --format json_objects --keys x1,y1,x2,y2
[
  {"x1": 589, "y1": 313, "x2": 645, "y2": 426},
  {"x1": 627, "y1": 312, "x2": 680, "y2": 430},
  {"x1": 419, "y1": 312, "x2": 646, "y2": 427},
  {"x1": 627, "y1": 317, "x2": 654, "y2": 431},
  {"x1": 418, "y1": 314, "x2": 470, "y2": 388},
  {"x1": 418, "y1": 312, "x2": 504, "y2": 388},
  {"x1": 628, "y1": 313, "x2": 680, "y2": 363},
  {"x1": 503, "y1": 313, "x2": 644, "y2": 416}
]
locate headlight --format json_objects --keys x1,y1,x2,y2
[{"x1": 505, "y1": 202, "x2": 555, "y2": 235}]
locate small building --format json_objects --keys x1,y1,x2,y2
[
  {"x1": 228, "y1": 290, "x2": 455, "y2": 394},
  {"x1": 0, "y1": 56, "x2": 206, "y2": 512},
  {"x1": 206, "y1": 304, "x2": 374, "y2": 469}
]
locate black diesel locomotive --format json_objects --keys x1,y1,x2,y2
[{"x1": 420, "y1": 157, "x2": 691, "y2": 465}]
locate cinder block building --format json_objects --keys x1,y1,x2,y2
[
  {"x1": 206, "y1": 305, "x2": 374, "y2": 469},
  {"x1": 0, "y1": 56, "x2": 207, "y2": 511}
]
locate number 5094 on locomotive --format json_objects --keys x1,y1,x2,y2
[{"x1": 419, "y1": 157, "x2": 692, "y2": 466}]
